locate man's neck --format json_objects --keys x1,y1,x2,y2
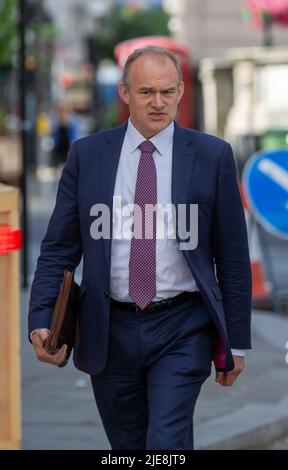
[{"x1": 129, "y1": 118, "x2": 173, "y2": 139}]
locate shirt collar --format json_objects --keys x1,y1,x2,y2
[{"x1": 126, "y1": 118, "x2": 174, "y2": 156}]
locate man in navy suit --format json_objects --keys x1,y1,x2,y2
[{"x1": 29, "y1": 46, "x2": 252, "y2": 450}]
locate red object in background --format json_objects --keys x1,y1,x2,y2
[
  {"x1": 58, "y1": 72, "x2": 75, "y2": 89},
  {"x1": 0, "y1": 225, "x2": 22, "y2": 255},
  {"x1": 114, "y1": 36, "x2": 194, "y2": 128},
  {"x1": 246, "y1": 0, "x2": 288, "y2": 27}
]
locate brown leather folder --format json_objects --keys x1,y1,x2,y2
[{"x1": 45, "y1": 270, "x2": 79, "y2": 366}]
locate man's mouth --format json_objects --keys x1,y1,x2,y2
[{"x1": 149, "y1": 112, "x2": 166, "y2": 118}]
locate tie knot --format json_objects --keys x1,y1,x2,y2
[{"x1": 139, "y1": 140, "x2": 156, "y2": 155}]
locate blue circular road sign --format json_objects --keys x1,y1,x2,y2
[{"x1": 243, "y1": 149, "x2": 288, "y2": 240}]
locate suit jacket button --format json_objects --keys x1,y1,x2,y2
[{"x1": 104, "y1": 291, "x2": 109, "y2": 298}]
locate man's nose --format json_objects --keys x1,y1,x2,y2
[{"x1": 151, "y1": 92, "x2": 164, "y2": 109}]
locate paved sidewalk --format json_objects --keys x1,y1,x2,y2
[{"x1": 21, "y1": 173, "x2": 288, "y2": 450}]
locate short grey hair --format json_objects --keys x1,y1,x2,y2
[{"x1": 122, "y1": 46, "x2": 183, "y2": 89}]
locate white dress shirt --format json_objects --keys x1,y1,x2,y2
[{"x1": 110, "y1": 119, "x2": 198, "y2": 302}]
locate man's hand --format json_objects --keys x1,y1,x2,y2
[
  {"x1": 215, "y1": 355, "x2": 245, "y2": 386},
  {"x1": 31, "y1": 328, "x2": 68, "y2": 366}
]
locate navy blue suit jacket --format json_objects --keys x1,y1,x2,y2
[{"x1": 28, "y1": 122, "x2": 252, "y2": 374}]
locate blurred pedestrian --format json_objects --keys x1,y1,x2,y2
[
  {"x1": 29, "y1": 46, "x2": 252, "y2": 450},
  {"x1": 50, "y1": 101, "x2": 80, "y2": 169}
]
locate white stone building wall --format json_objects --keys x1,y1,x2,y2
[{"x1": 165, "y1": 0, "x2": 288, "y2": 61}]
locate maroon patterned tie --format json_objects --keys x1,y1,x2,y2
[{"x1": 129, "y1": 140, "x2": 157, "y2": 310}]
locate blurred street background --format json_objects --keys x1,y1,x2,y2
[{"x1": 1, "y1": 0, "x2": 288, "y2": 450}]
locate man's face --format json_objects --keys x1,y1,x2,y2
[{"x1": 118, "y1": 54, "x2": 184, "y2": 138}]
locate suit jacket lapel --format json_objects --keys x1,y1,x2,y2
[
  {"x1": 100, "y1": 123, "x2": 127, "y2": 267},
  {"x1": 171, "y1": 122, "x2": 198, "y2": 277},
  {"x1": 172, "y1": 122, "x2": 196, "y2": 207}
]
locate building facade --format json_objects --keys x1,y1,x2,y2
[{"x1": 164, "y1": 0, "x2": 288, "y2": 61}]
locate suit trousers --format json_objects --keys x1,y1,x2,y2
[{"x1": 90, "y1": 293, "x2": 214, "y2": 450}]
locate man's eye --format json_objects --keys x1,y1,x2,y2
[{"x1": 141, "y1": 90, "x2": 151, "y2": 95}]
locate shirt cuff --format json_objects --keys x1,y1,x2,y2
[
  {"x1": 30, "y1": 328, "x2": 49, "y2": 341},
  {"x1": 30, "y1": 329, "x2": 40, "y2": 341},
  {"x1": 231, "y1": 349, "x2": 246, "y2": 357}
]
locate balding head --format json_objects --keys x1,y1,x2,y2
[{"x1": 122, "y1": 46, "x2": 182, "y2": 90}]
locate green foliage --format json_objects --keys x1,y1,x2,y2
[
  {"x1": 94, "y1": 6, "x2": 171, "y2": 61},
  {"x1": 30, "y1": 21, "x2": 59, "y2": 42},
  {"x1": 0, "y1": 0, "x2": 18, "y2": 65},
  {"x1": 0, "y1": 103, "x2": 6, "y2": 130},
  {"x1": 101, "y1": 102, "x2": 119, "y2": 130},
  {"x1": 0, "y1": 0, "x2": 58, "y2": 66}
]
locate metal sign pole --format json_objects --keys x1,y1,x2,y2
[{"x1": 20, "y1": 0, "x2": 29, "y2": 288}]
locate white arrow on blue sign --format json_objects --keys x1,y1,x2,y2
[{"x1": 243, "y1": 149, "x2": 288, "y2": 240}]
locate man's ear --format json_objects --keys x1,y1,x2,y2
[
  {"x1": 177, "y1": 81, "x2": 185, "y2": 104},
  {"x1": 118, "y1": 82, "x2": 130, "y2": 105}
]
